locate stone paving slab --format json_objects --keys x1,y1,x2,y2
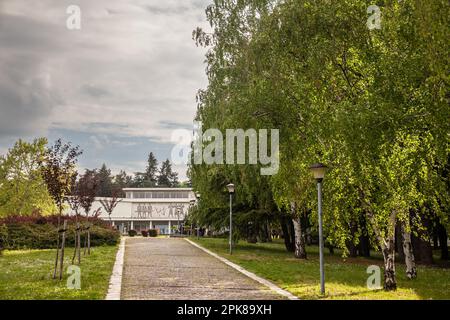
[{"x1": 120, "y1": 237, "x2": 285, "y2": 300}]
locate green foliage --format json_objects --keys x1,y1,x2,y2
[
  {"x1": 0, "y1": 138, "x2": 56, "y2": 217},
  {"x1": 190, "y1": 0, "x2": 449, "y2": 258},
  {"x1": 144, "y1": 152, "x2": 158, "y2": 187},
  {"x1": 148, "y1": 229, "x2": 158, "y2": 237},
  {"x1": 157, "y1": 159, "x2": 179, "y2": 187},
  {"x1": 128, "y1": 229, "x2": 137, "y2": 237},
  {"x1": 96, "y1": 164, "x2": 113, "y2": 197},
  {"x1": 1, "y1": 221, "x2": 119, "y2": 250},
  {"x1": 40, "y1": 139, "x2": 82, "y2": 215}
]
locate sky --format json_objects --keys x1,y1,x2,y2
[{"x1": 0, "y1": 0, "x2": 211, "y2": 181}]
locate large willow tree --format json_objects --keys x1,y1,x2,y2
[{"x1": 190, "y1": 0, "x2": 449, "y2": 291}]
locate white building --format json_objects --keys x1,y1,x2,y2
[{"x1": 89, "y1": 188, "x2": 195, "y2": 235}]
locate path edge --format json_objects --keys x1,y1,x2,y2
[
  {"x1": 185, "y1": 238, "x2": 299, "y2": 300},
  {"x1": 105, "y1": 237, "x2": 126, "y2": 300}
]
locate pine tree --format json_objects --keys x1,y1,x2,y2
[
  {"x1": 133, "y1": 172, "x2": 146, "y2": 187},
  {"x1": 144, "y1": 152, "x2": 158, "y2": 187},
  {"x1": 157, "y1": 159, "x2": 179, "y2": 187},
  {"x1": 96, "y1": 164, "x2": 113, "y2": 197},
  {"x1": 114, "y1": 170, "x2": 133, "y2": 192}
]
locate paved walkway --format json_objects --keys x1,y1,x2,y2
[{"x1": 120, "y1": 237, "x2": 284, "y2": 300}]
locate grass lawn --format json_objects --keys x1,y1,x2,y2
[
  {"x1": 191, "y1": 237, "x2": 450, "y2": 300},
  {"x1": 0, "y1": 244, "x2": 118, "y2": 300}
]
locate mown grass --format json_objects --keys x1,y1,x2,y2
[
  {"x1": 0, "y1": 245, "x2": 118, "y2": 300},
  {"x1": 191, "y1": 237, "x2": 450, "y2": 300}
]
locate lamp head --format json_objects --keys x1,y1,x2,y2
[
  {"x1": 226, "y1": 183, "x2": 235, "y2": 194},
  {"x1": 309, "y1": 163, "x2": 327, "y2": 182}
]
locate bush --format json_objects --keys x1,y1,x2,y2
[
  {"x1": 128, "y1": 229, "x2": 137, "y2": 237},
  {"x1": 0, "y1": 224, "x2": 7, "y2": 255},
  {"x1": 0, "y1": 215, "x2": 120, "y2": 250},
  {"x1": 141, "y1": 230, "x2": 148, "y2": 237},
  {"x1": 148, "y1": 229, "x2": 158, "y2": 237}
]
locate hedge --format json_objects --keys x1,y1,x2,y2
[
  {"x1": 148, "y1": 229, "x2": 158, "y2": 237},
  {"x1": 0, "y1": 215, "x2": 120, "y2": 250}
]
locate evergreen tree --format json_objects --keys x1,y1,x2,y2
[
  {"x1": 132, "y1": 172, "x2": 146, "y2": 188},
  {"x1": 144, "y1": 152, "x2": 158, "y2": 187},
  {"x1": 157, "y1": 159, "x2": 179, "y2": 187},
  {"x1": 96, "y1": 164, "x2": 113, "y2": 197}
]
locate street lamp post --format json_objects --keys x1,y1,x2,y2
[
  {"x1": 176, "y1": 208, "x2": 180, "y2": 236},
  {"x1": 226, "y1": 183, "x2": 235, "y2": 255},
  {"x1": 189, "y1": 199, "x2": 196, "y2": 236},
  {"x1": 196, "y1": 193, "x2": 201, "y2": 239},
  {"x1": 310, "y1": 163, "x2": 327, "y2": 295}
]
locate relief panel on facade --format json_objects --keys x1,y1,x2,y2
[{"x1": 133, "y1": 203, "x2": 187, "y2": 219}]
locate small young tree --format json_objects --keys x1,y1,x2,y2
[
  {"x1": 99, "y1": 187, "x2": 122, "y2": 226},
  {"x1": 67, "y1": 174, "x2": 82, "y2": 265},
  {"x1": 77, "y1": 170, "x2": 99, "y2": 256},
  {"x1": 40, "y1": 139, "x2": 82, "y2": 280}
]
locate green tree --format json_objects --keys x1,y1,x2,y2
[
  {"x1": 144, "y1": 152, "x2": 158, "y2": 187},
  {"x1": 157, "y1": 159, "x2": 179, "y2": 187},
  {"x1": 40, "y1": 138, "x2": 82, "y2": 280},
  {"x1": 191, "y1": 0, "x2": 449, "y2": 292},
  {"x1": 96, "y1": 164, "x2": 113, "y2": 197},
  {"x1": 0, "y1": 138, "x2": 55, "y2": 216}
]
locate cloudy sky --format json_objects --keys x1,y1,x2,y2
[{"x1": 0, "y1": 0, "x2": 211, "y2": 180}]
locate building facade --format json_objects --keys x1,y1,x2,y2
[{"x1": 90, "y1": 188, "x2": 195, "y2": 235}]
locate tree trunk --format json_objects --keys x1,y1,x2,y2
[
  {"x1": 395, "y1": 223, "x2": 405, "y2": 263},
  {"x1": 361, "y1": 196, "x2": 397, "y2": 291},
  {"x1": 328, "y1": 245, "x2": 334, "y2": 255},
  {"x1": 258, "y1": 223, "x2": 268, "y2": 243},
  {"x1": 437, "y1": 223, "x2": 449, "y2": 260},
  {"x1": 288, "y1": 217, "x2": 296, "y2": 249},
  {"x1": 292, "y1": 216, "x2": 307, "y2": 259},
  {"x1": 346, "y1": 221, "x2": 358, "y2": 257},
  {"x1": 77, "y1": 224, "x2": 81, "y2": 264},
  {"x1": 87, "y1": 228, "x2": 91, "y2": 255},
  {"x1": 83, "y1": 226, "x2": 88, "y2": 256},
  {"x1": 401, "y1": 224, "x2": 417, "y2": 279},
  {"x1": 72, "y1": 221, "x2": 82, "y2": 265},
  {"x1": 266, "y1": 221, "x2": 272, "y2": 243},
  {"x1": 53, "y1": 214, "x2": 61, "y2": 279},
  {"x1": 246, "y1": 223, "x2": 257, "y2": 243},
  {"x1": 280, "y1": 216, "x2": 294, "y2": 252},
  {"x1": 71, "y1": 227, "x2": 77, "y2": 265},
  {"x1": 359, "y1": 214, "x2": 371, "y2": 257},
  {"x1": 412, "y1": 233, "x2": 434, "y2": 265},
  {"x1": 358, "y1": 234, "x2": 370, "y2": 257},
  {"x1": 382, "y1": 238, "x2": 397, "y2": 291},
  {"x1": 59, "y1": 220, "x2": 67, "y2": 280}
]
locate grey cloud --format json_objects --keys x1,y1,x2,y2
[
  {"x1": 0, "y1": 55, "x2": 60, "y2": 137},
  {"x1": 0, "y1": 0, "x2": 211, "y2": 179},
  {"x1": 81, "y1": 84, "x2": 110, "y2": 98}
]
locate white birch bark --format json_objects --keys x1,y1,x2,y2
[
  {"x1": 291, "y1": 202, "x2": 307, "y2": 259},
  {"x1": 402, "y1": 223, "x2": 417, "y2": 279}
]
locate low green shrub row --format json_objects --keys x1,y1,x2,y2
[
  {"x1": 128, "y1": 229, "x2": 137, "y2": 237},
  {"x1": 0, "y1": 221, "x2": 120, "y2": 250},
  {"x1": 128, "y1": 229, "x2": 158, "y2": 237}
]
